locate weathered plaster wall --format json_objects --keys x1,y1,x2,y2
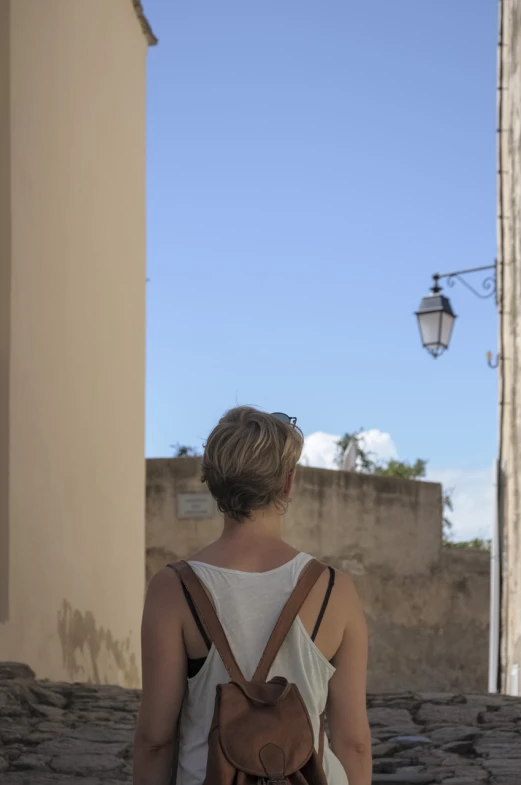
[
  {"x1": 354, "y1": 548, "x2": 490, "y2": 693},
  {"x1": 0, "y1": 0, "x2": 149, "y2": 686},
  {"x1": 146, "y1": 458, "x2": 490, "y2": 692},
  {"x1": 498, "y1": 0, "x2": 521, "y2": 695}
]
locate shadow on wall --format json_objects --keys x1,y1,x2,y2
[{"x1": 57, "y1": 600, "x2": 139, "y2": 688}]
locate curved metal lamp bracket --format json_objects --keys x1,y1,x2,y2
[
  {"x1": 433, "y1": 264, "x2": 497, "y2": 300},
  {"x1": 446, "y1": 271, "x2": 496, "y2": 300}
]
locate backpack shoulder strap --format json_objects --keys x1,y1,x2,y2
[
  {"x1": 169, "y1": 561, "x2": 245, "y2": 683},
  {"x1": 253, "y1": 558, "x2": 327, "y2": 682}
]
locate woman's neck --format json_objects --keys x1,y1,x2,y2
[
  {"x1": 191, "y1": 506, "x2": 299, "y2": 571},
  {"x1": 221, "y1": 507, "x2": 283, "y2": 542}
]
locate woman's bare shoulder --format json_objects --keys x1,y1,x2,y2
[
  {"x1": 328, "y1": 566, "x2": 365, "y2": 625},
  {"x1": 330, "y1": 566, "x2": 359, "y2": 594},
  {"x1": 144, "y1": 565, "x2": 185, "y2": 616}
]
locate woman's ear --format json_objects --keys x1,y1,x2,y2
[{"x1": 284, "y1": 469, "x2": 296, "y2": 498}]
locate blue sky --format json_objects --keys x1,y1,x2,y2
[{"x1": 144, "y1": 0, "x2": 498, "y2": 536}]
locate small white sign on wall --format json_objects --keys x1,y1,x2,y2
[{"x1": 177, "y1": 492, "x2": 215, "y2": 520}]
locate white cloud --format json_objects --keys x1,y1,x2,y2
[
  {"x1": 300, "y1": 430, "x2": 493, "y2": 543},
  {"x1": 358, "y1": 429, "x2": 398, "y2": 464},
  {"x1": 299, "y1": 430, "x2": 397, "y2": 471},
  {"x1": 299, "y1": 432, "x2": 340, "y2": 470}
]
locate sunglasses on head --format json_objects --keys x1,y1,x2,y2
[{"x1": 271, "y1": 412, "x2": 298, "y2": 427}]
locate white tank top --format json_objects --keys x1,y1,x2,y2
[{"x1": 176, "y1": 552, "x2": 349, "y2": 785}]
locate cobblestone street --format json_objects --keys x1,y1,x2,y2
[{"x1": 1, "y1": 663, "x2": 521, "y2": 784}]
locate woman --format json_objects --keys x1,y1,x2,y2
[{"x1": 134, "y1": 407, "x2": 372, "y2": 785}]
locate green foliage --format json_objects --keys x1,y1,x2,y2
[
  {"x1": 445, "y1": 538, "x2": 492, "y2": 552},
  {"x1": 171, "y1": 443, "x2": 200, "y2": 458},
  {"x1": 442, "y1": 490, "x2": 454, "y2": 544},
  {"x1": 372, "y1": 458, "x2": 427, "y2": 480},
  {"x1": 336, "y1": 430, "x2": 426, "y2": 479},
  {"x1": 336, "y1": 431, "x2": 375, "y2": 472}
]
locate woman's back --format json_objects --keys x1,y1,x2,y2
[
  {"x1": 133, "y1": 407, "x2": 372, "y2": 785},
  {"x1": 177, "y1": 553, "x2": 347, "y2": 785}
]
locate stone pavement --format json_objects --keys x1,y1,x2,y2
[{"x1": 1, "y1": 663, "x2": 521, "y2": 784}]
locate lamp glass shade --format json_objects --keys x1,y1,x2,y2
[{"x1": 415, "y1": 293, "x2": 456, "y2": 358}]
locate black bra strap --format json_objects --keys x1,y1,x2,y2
[
  {"x1": 311, "y1": 566, "x2": 335, "y2": 642},
  {"x1": 169, "y1": 563, "x2": 335, "y2": 650},
  {"x1": 167, "y1": 564, "x2": 212, "y2": 651}
]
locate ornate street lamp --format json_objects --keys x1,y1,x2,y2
[
  {"x1": 416, "y1": 265, "x2": 496, "y2": 359},
  {"x1": 416, "y1": 279, "x2": 457, "y2": 358}
]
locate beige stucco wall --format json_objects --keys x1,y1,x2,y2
[
  {"x1": 146, "y1": 458, "x2": 490, "y2": 692},
  {"x1": 498, "y1": 0, "x2": 521, "y2": 695},
  {"x1": 0, "y1": 0, "x2": 11, "y2": 626},
  {"x1": 0, "y1": 0, "x2": 150, "y2": 686}
]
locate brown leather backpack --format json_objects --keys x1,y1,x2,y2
[{"x1": 171, "y1": 558, "x2": 329, "y2": 785}]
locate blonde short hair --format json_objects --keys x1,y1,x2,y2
[{"x1": 201, "y1": 406, "x2": 304, "y2": 522}]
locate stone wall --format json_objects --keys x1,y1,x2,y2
[
  {"x1": 2, "y1": 662, "x2": 521, "y2": 784},
  {"x1": 146, "y1": 458, "x2": 490, "y2": 693},
  {"x1": 354, "y1": 548, "x2": 490, "y2": 693},
  {"x1": 146, "y1": 458, "x2": 442, "y2": 576}
]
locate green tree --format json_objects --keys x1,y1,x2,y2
[
  {"x1": 170, "y1": 443, "x2": 200, "y2": 458},
  {"x1": 442, "y1": 491, "x2": 454, "y2": 543},
  {"x1": 336, "y1": 431, "x2": 375, "y2": 472},
  {"x1": 445, "y1": 538, "x2": 491, "y2": 552},
  {"x1": 336, "y1": 430, "x2": 454, "y2": 542},
  {"x1": 373, "y1": 458, "x2": 427, "y2": 480}
]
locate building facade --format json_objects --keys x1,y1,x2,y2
[
  {"x1": 498, "y1": 0, "x2": 521, "y2": 695},
  {"x1": 0, "y1": 0, "x2": 155, "y2": 686}
]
